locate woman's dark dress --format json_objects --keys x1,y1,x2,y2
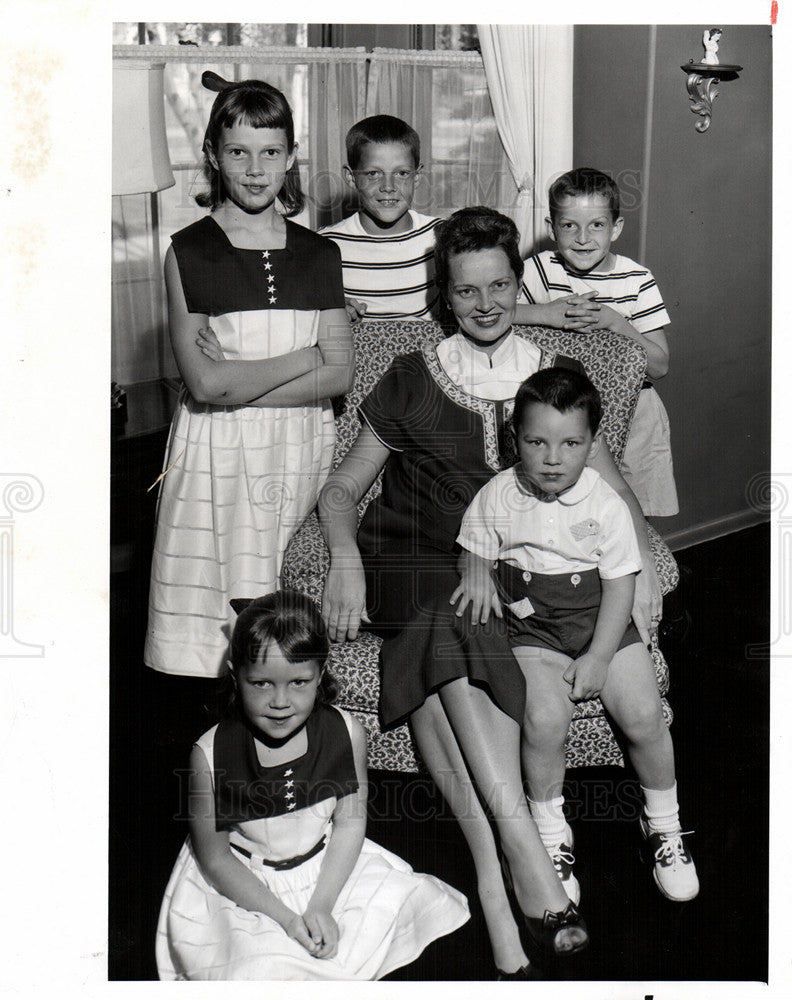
[{"x1": 357, "y1": 334, "x2": 570, "y2": 728}]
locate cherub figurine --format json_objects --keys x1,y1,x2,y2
[{"x1": 702, "y1": 27, "x2": 722, "y2": 65}]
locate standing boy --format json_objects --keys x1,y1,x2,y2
[
  {"x1": 520, "y1": 168, "x2": 678, "y2": 517},
  {"x1": 320, "y1": 115, "x2": 441, "y2": 322}
]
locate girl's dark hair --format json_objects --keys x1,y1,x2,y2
[
  {"x1": 513, "y1": 366, "x2": 602, "y2": 437},
  {"x1": 196, "y1": 76, "x2": 304, "y2": 216},
  {"x1": 434, "y1": 206, "x2": 524, "y2": 297},
  {"x1": 227, "y1": 590, "x2": 338, "y2": 708}
]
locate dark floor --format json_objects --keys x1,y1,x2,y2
[{"x1": 109, "y1": 522, "x2": 769, "y2": 981}]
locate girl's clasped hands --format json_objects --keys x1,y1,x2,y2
[{"x1": 285, "y1": 906, "x2": 339, "y2": 959}]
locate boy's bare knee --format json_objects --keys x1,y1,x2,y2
[
  {"x1": 523, "y1": 700, "x2": 570, "y2": 749},
  {"x1": 619, "y1": 699, "x2": 666, "y2": 744}
]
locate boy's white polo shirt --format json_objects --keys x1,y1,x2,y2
[{"x1": 457, "y1": 466, "x2": 642, "y2": 579}]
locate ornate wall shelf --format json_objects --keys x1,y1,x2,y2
[{"x1": 681, "y1": 61, "x2": 742, "y2": 133}]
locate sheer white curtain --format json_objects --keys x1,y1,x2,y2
[
  {"x1": 477, "y1": 25, "x2": 574, "y2": 256},
  {"x1": 112, "y1": 45, "x2": 367, "y2": 383},
  {"x1": 366, "y1": 48, "x2": 512, "y2": 220}
]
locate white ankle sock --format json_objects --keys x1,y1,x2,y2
[
  {"x1": 528, "y1": 795, "x2": 568, "y2": 848},
  {"x1": 641, "y1": 782, "x2": 681, "y2": 834}
]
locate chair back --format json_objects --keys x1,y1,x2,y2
[{"x1": 336, "y1": 320, "x2": 646, "y2": 469}]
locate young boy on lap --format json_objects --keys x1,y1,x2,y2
[
  {"x1": 320, "y1": 115, "x2": 441, "y2": 321},
  {"x1": 453, "y1": 367, "x2": 698, "y2": 905}
]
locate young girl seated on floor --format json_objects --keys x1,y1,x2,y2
[{"x1": 156, "y1": 590, "x2": 468, "y2": 980}]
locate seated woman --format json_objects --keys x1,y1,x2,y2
[{"x1": 318, "y1": 207, "x2": 661, "y2": 978}]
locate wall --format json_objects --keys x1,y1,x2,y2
[{"x1": 574, "y1": 25, "x2": 772, "y2": 548}]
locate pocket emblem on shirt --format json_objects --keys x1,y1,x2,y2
[{"x1": 570, "y1": 518, "x2": 600, "y2": 540}]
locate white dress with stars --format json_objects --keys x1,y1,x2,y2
[
  {"x1": 156, "y1": 706, "x2": 469, "y2": 980},
  {"x1": 145, "y1": 216, "x2": 344, "y2": 678}
]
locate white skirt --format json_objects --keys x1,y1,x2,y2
[
  {"x1": 145, "y1": 392, "x2": 335, "y2": 677},
  {"x1": 156, "y1": 837, "x2": 469, "y2": 981}
]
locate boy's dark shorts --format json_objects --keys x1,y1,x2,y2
[{"x1": 496, "y1": 563, "x2": 641, "y2": 659}]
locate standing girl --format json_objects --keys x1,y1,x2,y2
[
  {"x1": 145, "y1": 73, "x2": 354, "y2": 678},
  {"x1": 156, "y1": 591, "x2": 468, "y2": 980}
]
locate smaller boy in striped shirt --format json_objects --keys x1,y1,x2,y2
[
  {"x1": 520, "y1": 168, "x2": 678, "y2": 517},
  {"x1": 320, "y1": 115, "x2": 441, "y2": 323}
]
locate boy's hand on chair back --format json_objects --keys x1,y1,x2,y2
[{"x1": 345, "y1": 298, "x2": 368, "y2": 324}]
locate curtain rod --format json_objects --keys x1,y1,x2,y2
[
  {"x1": 113, "y1": 44, "x2": 484, "y2": 68},
  {"x1": 370, "y1": 47, "x2": 483, "y2": 67},
  {"x1": 113, "y1": 44, "x2": 370, "y2": 64}
]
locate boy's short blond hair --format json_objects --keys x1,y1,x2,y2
[{"x1": 346, "y1": 115, "x2": 421, "y2": 170}]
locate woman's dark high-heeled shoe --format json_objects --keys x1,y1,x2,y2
[
  {"x1": 501, "y1": 854, "x2": 589, "y2": 959},
  {"x1": 523, "y1": 901, "x2": 589, "y2": 958},
  {"x1": 496, "y1": 963, "x2": 542, "y2": 980}
]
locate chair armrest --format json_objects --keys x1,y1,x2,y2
[
  {"x1": 647, "y1": 523, "x2": 680, "y2": 596},
  {"x1": 281, "y1": 512, "x2": 327, "y2": 604}
]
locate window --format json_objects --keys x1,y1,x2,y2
[
  {"x1": 112, "y1": 23, "x2": 308, "y2": 46},
  {"x1": 432, "y1": 25, "x2": 480, "y2": 51}
]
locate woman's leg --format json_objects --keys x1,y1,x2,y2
[
  {"x1": 430, "y1": 678, "x2": 586, "y2": 953},
  {"x1": 412, "y1": 694, "x2": 529, "y2": 974},
  {"x1": 375, "y1": 560, "x2": 584, "y2": 955}
]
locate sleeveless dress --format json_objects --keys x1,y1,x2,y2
[
  {"x1": 156, "y1": 706, "x2": 469, "y2": 980},
  {"x1": 145, "y1": 217, "x2": 344, "y2": 677}
]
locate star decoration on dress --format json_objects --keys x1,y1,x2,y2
[
  {"x1": 262, "y1": 255, "x2": 277, "y2": 306},
  {"x1": 285, "y1": 790, "x2": 295, "y2": 800},
  {"x1": 284, "y1": 769, "x2": 293, "y2": 776},
  {"x1": 285, "y1": 779, "x2": 294, "y2": 789},
  {"x1": 287, "y1": 802, "x2": 296, "y2": 811}
]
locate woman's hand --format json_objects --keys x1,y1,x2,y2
[
  {"x1": 322, "y1": 557, "x2": 370, "y2": 642},
  {"x1": 632, "y1": 554, "x2": 662, "y2": 645},
  {"x1": 450, "y1": 551, "x2": 503, "y2": 625},
  {"x1": 283, "y1": 911, "x2": 321, "y2": 956},
  {"x1": 318, "y1": 427, "x2": 391, "y2": 642},
  {"x1": 196, "y1": 325, "x2": 225, "y2": 362},
  {"x1": 302, "y1": 905, "x2": 339, "y2": 959}
]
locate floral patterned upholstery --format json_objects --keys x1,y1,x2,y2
[{"x1": 282, "y1": 320, "x2": 679, "y2": 773}]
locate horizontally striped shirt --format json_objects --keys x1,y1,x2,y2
[
  {"x1": 320, "y1": 211, "x2": 441, "y2": 320},
  {"x1": 521, "y1": 250, "x2": 670, "y2": 334}
]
